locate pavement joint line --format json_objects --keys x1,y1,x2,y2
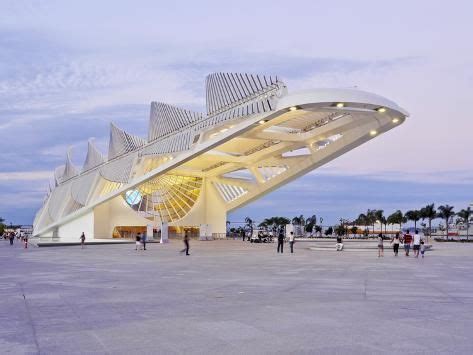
[{"x1": 19, "y1": 283, "x2": 41, "y2": 354}]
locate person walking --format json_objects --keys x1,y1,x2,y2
[
  {"x1": 413, "y1": 230, "x2": 422, "y2": 258},
  {"x1": 336, "y1": 235, "x2": 344, "y2": 251},
  {"x1": 391, "y1": 233, "x2": 400, "y2": 256},
  {"x1": 377, "y1": 233, "x2": 384, "y2": 257},
  {"x1": 135, "y1": 233, "x2": 141, "y2": 251},
  {"x1": 142, "y1": 232, "x2": 147, "y2": 251},
  {"x1": 277, "y1": 229, "x2": 284, "y2": 253},
  {"x1": 180, "y1": 231, "x2": 190, "y2": 255},
  {"x1": 403, "y1": 230, "x2": 412, "y2": 256},
  {"x1": 289, "y1": 232, "x2": 295, "y2": 253},
  {"x1": 9, "y1": 232, "x2": 14, "y2": 246},
  {"x1": 79, "y1": 232, "x2": 86, "y2": 249},
  {"x1": 241, "y1": 229, "x2": 245, "y2": 242},
  {"x1": 420, "y1": 240, "x2": 426, "y2": 258},
  {"x1": 23, "y1": 234, "x2": 28, "y2": 249}
]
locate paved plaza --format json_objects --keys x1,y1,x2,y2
[{"x1": 1, "y1": 239, "x2": 473, "y2": 354}]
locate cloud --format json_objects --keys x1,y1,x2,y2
[
  {"x1": 0, "y1": 171, "x2": 51, "y2": 181},
  {"x1": 1, "y1": 0, "x2": 472, "y2": 225},
  {"x1": 314, "y1": 167, "x2": 473, "y2": 185}
]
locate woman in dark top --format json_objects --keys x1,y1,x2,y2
[{"x1": 391, "y1": 233, "x2": 400, "y2": 256}]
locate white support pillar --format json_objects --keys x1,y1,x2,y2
[{"x1": 160, "y1": 222, "x2": 169, "y2": 243}]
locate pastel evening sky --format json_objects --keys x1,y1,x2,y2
[{"x1": 0, "y1": 0, "x2": 472, "y2": 225}]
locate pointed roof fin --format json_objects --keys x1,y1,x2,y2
[
  {"x1": 83, "y1": 139, "x2": 106, "y2": 171},
  {"x1": 205, "y1": 72, "x2": 286, "y2": 116},
  {"x1": 54, "y1": 148, "x2": 78, "y2": 184},
  {"x1": 148, "y1": 102, "x2": 202, "y2": 142},
  {"x1": 108, "y1": 123, "x2": 146, "y2": 160}
]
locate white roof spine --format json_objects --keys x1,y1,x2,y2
[
  {"x1": 205, "y1": 72, "x2": 285, "y2": 116},
  {"x1": 64, "y1": 149, "x2": 78, "y2": 179},
  {"x1": 148, "y1": 102, "x2": 202, "y2": 142},
  {"x1": 108, "y1": 122, "x2": 146, "y2": 160},
  {"x1": 55, "y1": 149, "x2": 79, "y2": 185},
  {"x1": 82, "y1": 139, "x2": 105, "y2": 171}
]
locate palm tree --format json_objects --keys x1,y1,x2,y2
[
  {"x1": 437, "y1": 205, "x2": 455, "y2": 240},
  {"x1": 387, "y1": 210, "x2": 405, "y2": 232},
  {"x1": 405, "y1": 210, "x2": 421, "y2": 231},
  {"x1": 420, "y1": 204, "x2": 436, "y2": 242},
  {"x1": 355, "y1": 213, "x2": 367, "y2": 226},
  {"x1": 457, "y1": 207, "x2": 472, "y2": 240},
  {"x1": 366, "y1": 209, "x2": 377, "y2": 234},
  {"x1": 374, "y1": 210, "x2": 386, "y2": 234},
  {"x1": 350, "y1": 225, "x2": 358, "y2": 237}
]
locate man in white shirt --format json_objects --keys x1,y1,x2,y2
[{"x1": 413, "y1": 230, "x2": 422, "y2": 258}]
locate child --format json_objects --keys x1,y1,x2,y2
[{"x1": 420, "y1": 240, "x2": 425, "y2": 258}]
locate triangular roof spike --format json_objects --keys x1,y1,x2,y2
[
  {"x1": 63, "y1": 147, "x2": 78, "y2": 179},
  {"x1": 148, "y1": 102, "x2": 203, "y2": 142},
  {"x1": 54, "y1": 148, "x2": 79, "y2": 185},
  {"x1": 108, "y1": 122, "x2": 146, "y2": 160},
  {"x1": 54, "y1": 166, "x2": 63, "y2": 186},
  {"x1": 82, "y1": 138, "x2": 106, "y2": 171},
  {"x1": 205, "y1": 72, "x2": 286, "y2": 116}
]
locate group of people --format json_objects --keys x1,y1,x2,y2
[
  {"x1": 2, "y1": 231, "x2": 28, "y2": 248},
  {"x1": 80, "y1": 231, "x2": 190, "y2": 255},
  {"x1": 377, "y1": 230, "x2": 425, "y2": 258},
  {"x1": 277, "y1": 231, "x2": 295, "y2": 254},
  {"x1": 134, "y1": 233, "x2": 148, "y2": 251}
]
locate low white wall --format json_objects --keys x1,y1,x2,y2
[
  {"x1": 94, "y1": 195, "x2": 150, "y2": 238},
  {"x1": 57, "y1": 211, "x2": 94, "y2": 242}
]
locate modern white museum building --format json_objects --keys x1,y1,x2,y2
[{"x1": 33, "y1": 72, "x2": 408, "y2": 242}]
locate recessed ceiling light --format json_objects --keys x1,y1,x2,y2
[
  {"x1": 289, "y1": 106, "x2": 298, "y2": 111},
  {"x1": 220, "y1": 128, "x2": 228, "y2": 133},
  {"x1": 377, "y1": 107, "x2": 386, "y2": 113},
  {"x1": 392, "y1": 118, "x2": 399, "y2": 124},
  {"x1": 370, "y1": 130, "x2": 378, "y2": 136},
  {"x1": 336, "y1": 103, "x2": 344, "y2": 108},
  {"x1": 259, "y1": 120, "x2": 267, "y2": 124}
]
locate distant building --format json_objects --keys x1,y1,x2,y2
[{"x1": 33, "y1": 73, "x2": 407, "y2": 243}]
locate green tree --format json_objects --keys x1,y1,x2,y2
[
  {"x1": 305, "y1": 214, "x2": 317, "y2": 233},
  {"x1": 374, "y1": 209, "x2": 388, "y2": 234},
  {"x1": 335, "y1": 225, "x2": 345, "y2": 236},
  {"x1": 259, "y1": 217, "x2": 290, "y2": 231},
  {"x1": 366, "y1": 209, "x2": 377, "y2": 234},
  {"x1": 420, "y1": 204, "x2": 436, "y2": 242},
  {"x1": 387, "y1": 210, "x2": 406, "y2": 231},
  {"x1": 355, "y1": 213, "x2": 367, "y2": 226},
  {"x1": 405, "y1": 210, "x2": 422, "y2": 231},
  {"x1": 350, "y1": 225, "x2": 358, "y2": 236},
  {"x1": 325, "y1": 226, "x2": 333, "y2": 236},
  {"x1": 457, "y1": 207, "x2": 472, "y2": 240},
  {"x1": 437, "y1": 205, "x2": 455, "y2": 240}
]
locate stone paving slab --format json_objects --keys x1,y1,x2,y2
[{"x1": 1, "y1": 239, "x2": 473, "y2": 354}]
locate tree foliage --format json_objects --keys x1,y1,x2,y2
[
  {"x1": 437, "y1": 205, "x2": 455, "y2": 239},
  {"x1": 457, "y1": 207, "x2": 471, "y2": 240}
]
